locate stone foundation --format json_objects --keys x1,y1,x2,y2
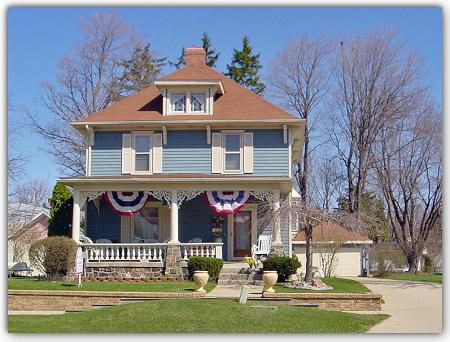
[
  {"x1": 8, "y1": 290, "x2": 204, "y2": 312},
  {"x1": 85, "y1": 261, "x2": 165, "y2": 279},
  {"x1": 262, "y1": 292, "x2": 382, "y2": 311}
]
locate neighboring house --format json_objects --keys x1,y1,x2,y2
[
  {"x1": 58, "y1": 47, "x2": 305, "y2": 278},
  {"x1": 292, "y1": 221, "x2": 373, "y2": 277},
  {"x1": 8, "y1": 203, "x2": 50, "y2": 276}
]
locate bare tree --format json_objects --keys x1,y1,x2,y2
[
  {"x1": 375, "y1": 102, "x2": 442, "y2": 273},
  {"x1": 310, "y1": 156, "x2": 343, "y2": 211},
  {"x1": 8, "y1": 97, "x2": 29, "y2": 188},
  {"x1": 27, "y1": 13, "x2": 146, "y2": 175},
  {"x1": 267, "y1": 34, "x2": 331, "y2": 283},
  {"x1": 330, "y1": 29, "x2": 427, "y2": 214},
  {"x1": 12, "y1": 178, "x2": 50, "y2": 206}
]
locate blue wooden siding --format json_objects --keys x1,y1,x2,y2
[
  {"x1": 178, "y1": 195, "x2": 229, "y2": 260},
  {"x1": 89, "y1": 129, "x2": 289, "y2": 176},
  {"x1": 90, "y1": 131, "x2": 126, "y2": 176},
  {"x1": 86, "y1": 200, "x2": 121, "y2": 242},
  {"x1": 163, "y1": 130, "x2": 211, "y2": 173},
  {"x1": 249, "y1": 129, "x2": 289, "y2": 176}
]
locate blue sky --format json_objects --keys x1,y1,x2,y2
[{"x1": 7, "y1": 6, "x2": 442, "y2": 188}]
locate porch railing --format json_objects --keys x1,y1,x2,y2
[{"x1": 81, "y1": 242, "x2": 223, "y2": 262}]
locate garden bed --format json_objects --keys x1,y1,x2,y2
[{"x1": 275, "y1": 277, "x2": 372, "y2": 293}]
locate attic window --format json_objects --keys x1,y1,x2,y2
[
  {"x1": 172, "y1": 93, "x2": 186, "y2": 112},
  {"x1": 191, "y1": 93, "x2": 206, "y2": 112}
]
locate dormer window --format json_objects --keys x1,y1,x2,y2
[
  {"x1": 191, "y1": 93, "x2": 206, "y2": 112},
  {"x1": 172, "y1": 93, "x2": 186, "y2": 112}
]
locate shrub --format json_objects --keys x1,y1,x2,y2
[
  {"x1": 424, "y1": 255, "x2": 433, "y2": 273},
  {"x1": 187, "y1": 256, "x2": 224, "y2": 282},
  {"x1": 48, "y1": 183, "x2": 73, "y2": 237},
  {"x1": 369, "y1": 242, "x2": 407, "y2": 277},
  {"x1": 263, "y1": 256, "x2": 301, "y2": 282},
  {"x1": 29, "y1": 237, "x2": 78, "y2": 280}
]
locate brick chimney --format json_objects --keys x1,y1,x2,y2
[{"x1": 185, "y1": 47, "x2": 206, "y2": 66}]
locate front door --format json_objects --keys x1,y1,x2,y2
[{"x1": 232, "y1": 210, "x2": 253, "y2": 257}]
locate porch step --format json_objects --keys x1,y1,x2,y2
[{"x1": 217, "y1": 266, "x2": 263, "y2": 285}]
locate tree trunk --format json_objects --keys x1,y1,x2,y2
[
  {"x1": 304, "y1": 224, "x2": 313, "y2": 283},
  {"x1": 407, "y1": 253, "x2": 419, "y2": 274}
]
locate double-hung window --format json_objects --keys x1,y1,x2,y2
[
  {"x1": 172, "y1": 93, "x2": 186, "y2": 112},
  {"x1": 190, "y1": 93, "x2": 206, "y2": 112},
  {"x1": 132, "y1": 132, "x2": 152, "y2": 173},
  {"x1": 133, "y1": 205, "x2": 160, "y2": 242},
  {"x1": 223, "y1": 132, "x2": 243, "y2": 173}
]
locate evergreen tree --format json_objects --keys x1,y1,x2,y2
[
  {"x1": 201, "y1": 32, "x2": 219, "y2": 67},
  {"x1": 226, "y1": 36, "x2": 266, "y2": 95},
  {"x1": 169, "y1": 47, "x2": 186, "y2": 69},
  {"x1": 112, "y1": 44, "x2": 166, "y2": 100},
  {"x1": 48, "y1": 183, "x2": 73, "y2": 237},
  {"x1": 337, "y1": 191, "x2": 390, "y2": 242}
]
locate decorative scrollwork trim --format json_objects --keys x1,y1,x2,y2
[
  {"x1": 178, "y1": 191, "x2": 203, "y2": 207},
  {"x1": 150, "y1": 190, "x2": 172, "y2": 205}
]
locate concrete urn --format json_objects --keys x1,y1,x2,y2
[
  {"x1": 193, "y1": 271, "x2": 209, "y2": 293},
  {"x1": 262, "y1": 270, "x2": 278, "y2": 293}
]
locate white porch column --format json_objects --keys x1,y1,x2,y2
[
  {"x1": 168, "y1": 190, "x2": 179, "y2": 244},
  {"x1": 72, "y1": 189, "x2": 81, "y2": 243},
  {"x1": 271, "y1": 189, "x2": 284, "y2": 255}
]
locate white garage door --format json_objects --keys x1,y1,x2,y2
[{"x1": 293, "y1": 245, "x2": 362, "y2": 277}]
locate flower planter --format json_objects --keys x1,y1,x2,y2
[
  {"x1": 193, "y1": 270, "x2": 209, "y2": 293},
  {"x1": 262, "y1": 271, "x2": 278, "y2": 293}
]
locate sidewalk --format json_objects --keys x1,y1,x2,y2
[{"x1": 206, "y1": 285, "x2": 263, "y2": 298}]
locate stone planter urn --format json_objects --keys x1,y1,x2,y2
[
  {"x1": 262, "y1": 270, "x2": 278, "y2": 293},
  {"x1": 193, "y1": 271, "x2": 209, "y2": 293}
]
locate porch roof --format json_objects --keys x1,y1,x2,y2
[{"x1": 58, "y1": 174, "x2": 293, "y2": 192}]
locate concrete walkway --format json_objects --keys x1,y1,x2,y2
[
  {"x1": 206, "y1": 285, "x2": 263, "y2": 298},
  {"x1": 346, "y1": 277, "x2": 442, "y2": 333}
]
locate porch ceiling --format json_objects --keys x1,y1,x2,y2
[{"x1": 58, "y1": 174, "x2": 293, "y2": 193}]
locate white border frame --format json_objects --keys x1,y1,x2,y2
[
  {"x1": 227, "y1": 203, "x2": 258, "y2": 260},
  {"x1": 221, "y1": 130, "x2": 244, "y2": 174},
  {"x1": 131, "y1": 131, "x2": 154, "y2": 175}
]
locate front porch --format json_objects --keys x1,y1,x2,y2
[{"x1": 63, "y1": 178, "x2": 291, "y2": 278}]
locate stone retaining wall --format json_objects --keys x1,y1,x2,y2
[
  {"x1": 8, "y1": 290, "x2": 203, "y2": 312},
  {"x1": 262, "y1": 292, "x2": 382, "y2": 311}
]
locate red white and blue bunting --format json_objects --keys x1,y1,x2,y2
[
  {"x1": 205, "y1": 191, "x2": 250, "y2": 214},
  {"x1": 103, "y1": 191, "x2": 149, "y2": 216}
]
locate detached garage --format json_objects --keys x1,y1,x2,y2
[{"x1": 292, "y1": 221, "x2": 372, "y2": 277}]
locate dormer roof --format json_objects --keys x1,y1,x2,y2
[{"x1": 72, "y1": 47, "x2": 301, "y2": 127}]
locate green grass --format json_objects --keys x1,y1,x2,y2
[
  {"x1": 376, "y1": 273, "x2": 442, "y2": 284},
  {"x1": 275, "y1": 277, "x2": 371, "y2": 293},
  {"x1": 8, "y1": 299, "x2": 388, "y2": 333},
  {"x1": 8, "y1": 277, "x2": 216, "y2": 293}
]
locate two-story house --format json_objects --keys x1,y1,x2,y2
[{"x1": 58, "y1": 47, "x2": 305, "y2": 278}]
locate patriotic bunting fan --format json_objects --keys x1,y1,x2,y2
[
  {"x1": 205, "y1": 191, "x2": 250, "y2": 214},
  {"x1": 103, "y1": 191, "x2": 149, "y2": 216}
]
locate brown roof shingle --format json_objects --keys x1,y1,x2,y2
[
  {"x1": 293, "y1": 221, "x2": 371, "y2": 242},
  {"x1": 76, "y1": 64, "x2": 299, "y2": 123}
]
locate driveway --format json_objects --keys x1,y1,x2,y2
[{"x1": 346, "y1": 277, "x2": 442, "y2": 333}]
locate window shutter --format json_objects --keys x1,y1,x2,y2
[
  {"x1": 244, "y1": 132, "x2": 254, "y2": 173},
  {"x1": 121, "y1": 216, "x2": 131, "y2": 243},
  {"x1": 153, "y1": 133, "x2": 163, "y2": 174},
  {"x1": 211, "y1": 132, "x2": 222, "y2": 173},
  {"x1": 122, "y1": 134, "x2": 132, "y2": 174}
]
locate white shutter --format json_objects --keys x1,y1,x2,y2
[
  {"x1": 244, "y1": 132, "x2": 254, "y2": 173},
  {"x1": 161, "y1": 205, "x2": 171, "y2": 242},
  {"x1": 122, "y1": 134, "x2": 132, "y2": 174},
  {"x1": 211, "y1": 132, "x2": 222, "y2": 173},
  {"x1": 153, "y1": 133, "x2": 163, "y2": 174},
  {"x1": 121, "y1": 216, "x2": 131, "y2": 243}
]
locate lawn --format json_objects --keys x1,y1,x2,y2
[
  {"x1": 8, "y1": 298, "x2": 388, "y2": 333},
  {"x1": 275, "y1": 277, "x2": 371, "y2": 293},
  {"x1": 376, "y1": 273, "x2": 442, "y2": 284},
  {"x1": 8, "y1": 277, "x2": 216, "y2": 293}
]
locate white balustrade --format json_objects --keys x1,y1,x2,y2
[{"x1": 81, "y1": 242, "x2": 223, "y2": 262}]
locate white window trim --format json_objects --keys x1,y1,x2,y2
[
  {"x1": 222, "y1": 130, "x2": 244, "y2": 174},
  {"x1": 130, "y1": 202, "x2": 163, "y2": 242},
  {"x1": 131, "y1": 131, "x2": 153, "y2": 175},
  {"x1": 190, "y1": 92, "x2": 207, "y2": 113}
]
